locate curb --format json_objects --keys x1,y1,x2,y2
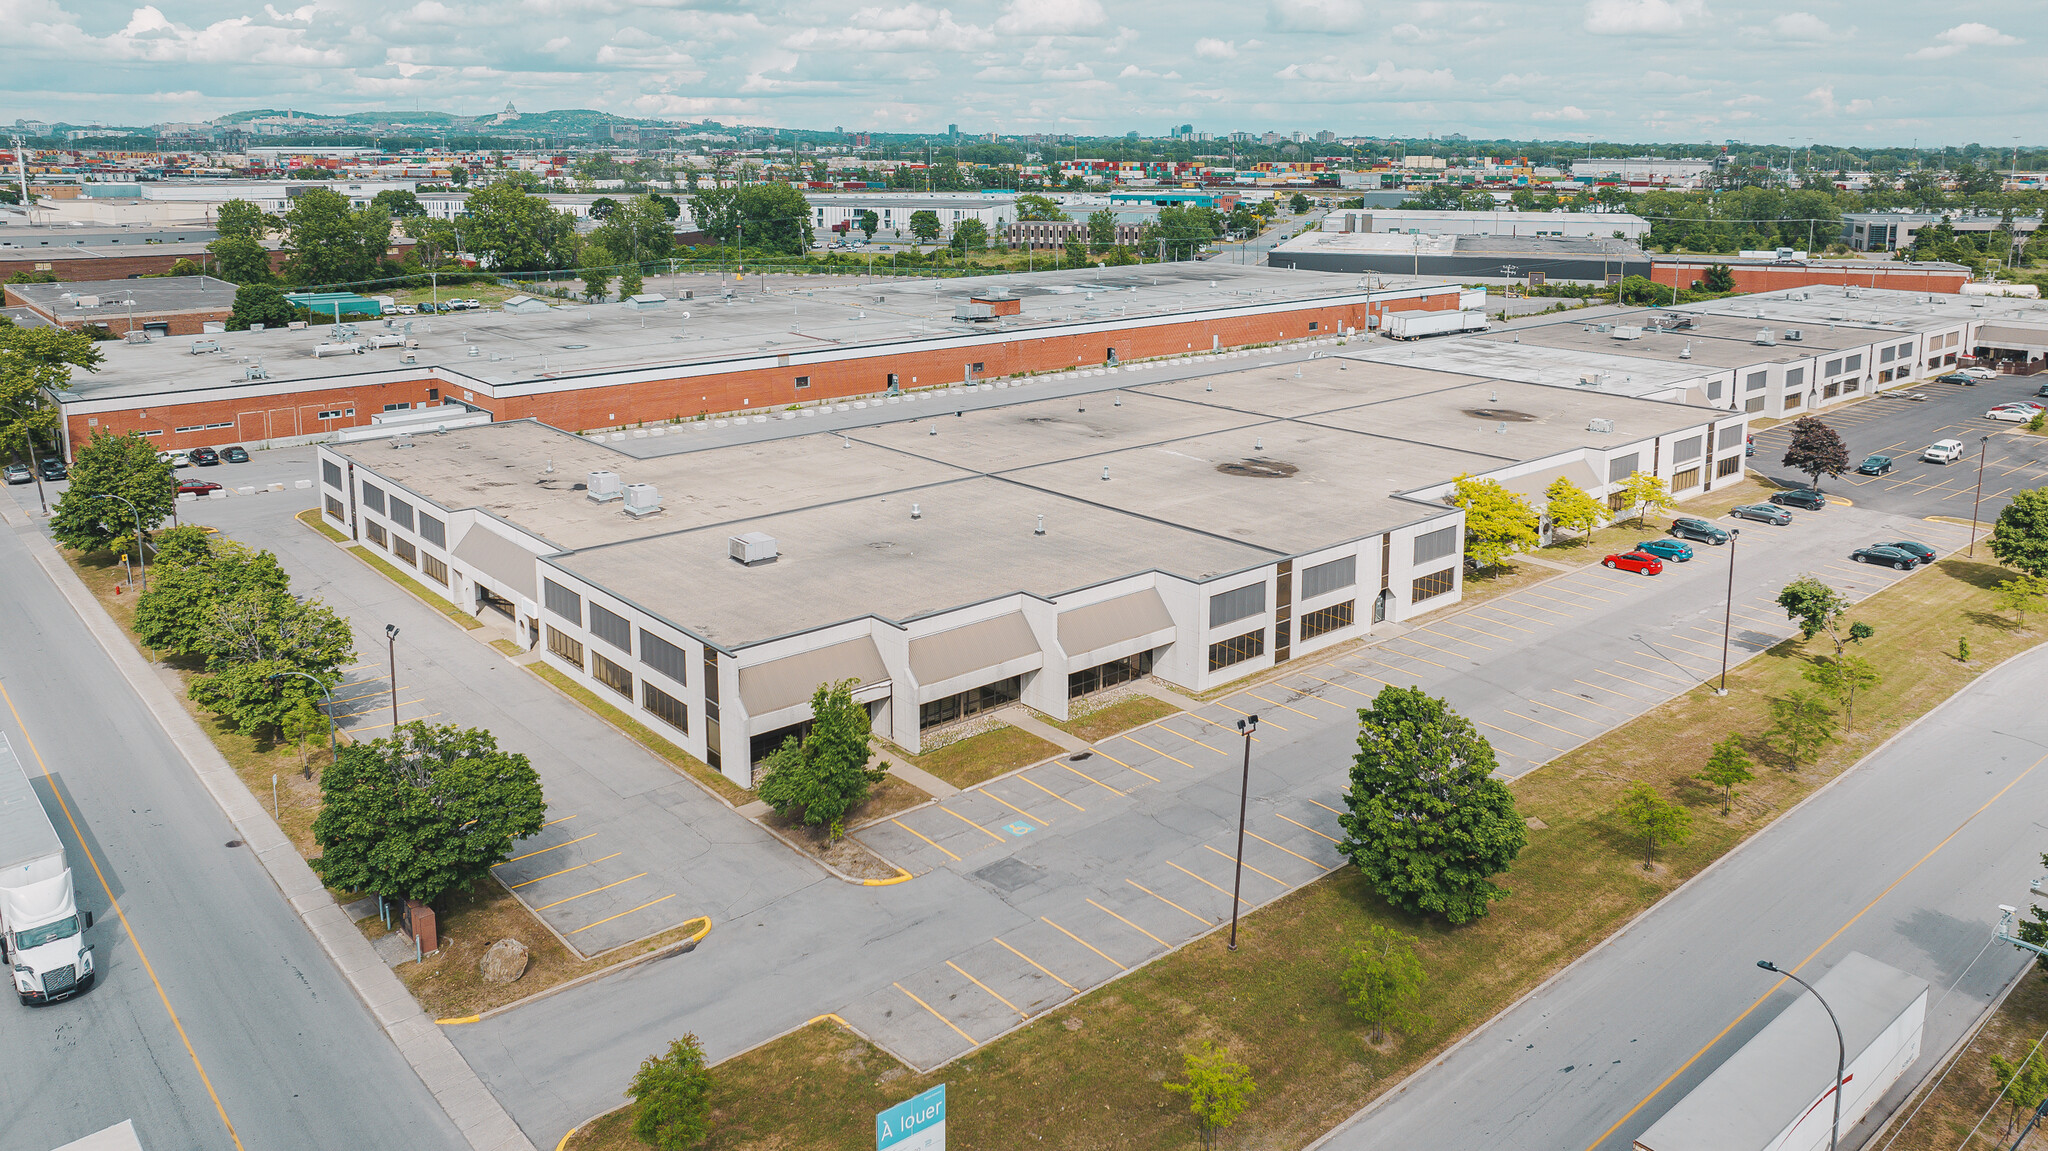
[
  {"x1": 23, "y1": 529, "x2": 538, "y2": 1151},
  {"x1": 440, "y1": 918, "x2": 714, "y2": 1026}
]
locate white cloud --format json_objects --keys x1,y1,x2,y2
[
  {"x1": 785, "y1": 6, "x2": 995, "y2": 52},
  {"x1": 541, "y1": 35, "x2": 570, "y2": 52},
  {"x1": 1117, "y1": 63, "x2": 1181, "y2": 79},
  {"x1": 1805, "y1": 84, "x2": 1836, "y2": 114},
  {"x1": 993, "y1": 0, "x2": 1106, "y2": 36},
  {"x1": 1909, "y1": 22, "x2": 2019, "y2": 59},
  {"x1": 1762, "y1": 12, "x2": 1831, "y2": 42},
  {"x1": 1582, "y1": 0, "x2": 1708, "y2": 37},
  {"x1": 1389, "y1": 23, "x2": 1436, "y2": 43},
  {"x1": 1532, "y1": 105, "x2": 1590, "y2": 121},
  {"x1": 1193, "y1": 37, "x2": 1236, "y2": 59},
  {"x1": 1273, "y1": 58, "x2": 1457, "y2": 93},
  {"x1": 1266, "y1": 0, "x2": 1367, "y2": 32}
]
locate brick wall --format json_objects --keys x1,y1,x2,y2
[
  {"x1": 1650, "y1": 261, "x2": 1971, "y2": 295},
  {"x1": 0, "y1": 249, "x2": 290, "y2": 282}
]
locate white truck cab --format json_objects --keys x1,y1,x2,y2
[{"x1": 0, "y1": 735, "x2": 94, "y2": 1006}]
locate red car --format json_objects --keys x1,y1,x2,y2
[
  {"x1": 177, "y1": 478, "x2": 223, "y2": 496},
  {"x1": 1603, "y1": 550, "x2": 1665, "y2": 576}
]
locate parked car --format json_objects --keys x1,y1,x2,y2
[
  {"x1": 1987, "y1": 406, "x2": 2038, "y2": 422},
  {"x1": 1770, "y1": 488, "x2": 1828, "y2": 510},
  {"x1": 176, "y1": 478, "x2": 222, "y2": 496},
  {"x1": 1856, "y1": 454, "x2": 1893, "y2": 476},
  {"x1": 1731, "y1": 502, "x2": 1793, "y2": 525},
  {"x1": 189, "y1": 446, "x2": 220, "y2": 466},
  {"x1": 1960, "y1": 366, "x2": 2000, "y2": 380},
  {"x1": 37, "y1": 457, "x2": 66, "y2": 481},
  {"x1": 1922, "y1": 438, "x2": 1966, "y2": 464},
  {"x1": 396, "y1": 304, "x2": 418, "y2": 315},
  {"x1": 1603, "y1": 550, "x2": 1665, "y2": 576},
  {"x1": 221, "y1": 445, "x2": 250, "y2": 463},
  {"x1": 1937, "y1": 372, "x2": 1977, "y2": 386},
  {"x1": 1880, "y1": 540, "x2": 1936, "y2": 564},
  {"x1": 1669, "y1": 516, "x2": 1733, "y2": 545},
  {"x1": 1851, "y1": 545, "x2": 1921, "y2": 570},
  {"x1": 3, "y1": 462, "x2": 30, "y2": 485},
  {"x1": 1633, "y1": 538, "x2": 1694, "y2": 562},
  {"x1": 2035, "y1": 382, "x2": 2048, "y2": 398}
]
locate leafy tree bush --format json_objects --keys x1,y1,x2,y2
[
  {"x1": 1995, "y1": 574, "x2": 2048, "y2": 628},
  {"x1": 1163, "y1": 1041, "x2": 1255, "y2": 1149},
  {"x1": 1703, "y1": 263, "x2": 1737, "y2": 292},
  {"x1": 755, "y1": 679, "x2": 886, "y2": 838},
  {"x1": 949, "y1": 218, "x2": 989, "y2": 253},
  {"x1": 629, "y1": 1034, "x2": 714, "y2": 1149},
  {"x1": 1542, "y1": 476, "x2": 1605, "y2": 538},
  {"x1": 908, "y1": 210, "x2": 943, "y2": 243},
  {"x1": 1767, "y1": 690, "x2": 1838, "y2": 769},
  {"x1": 1698, "y1": 736, "x2": 1756, "y2": 816},
  {"x1": 2, "y1": 323, "x2": 103, "y2": 474},
  {"x1": 49, "y1": 431, "x2": 174, "y2": 554},
  {"x1": 213, "y1": 198, "x2": 269, "y2": 241},
  {"x1": 1802, "y1": 654, "x2": 1880, "y2": 730},
  {"x1": 1614, "y1": 470, "x2": 1674, "y2": 527},
  {"x1": 1776, "y1": 574, "x2": 1874, "y2": 655},
  {"x1": 1613, "y1": 781, "x2": 1692, "y2": 868},
  {"x1": 190, "y1": 658, "x2": 331, "y2": 739},
  {"x1": 133, "y1": 539, "x2": 291, "y2": 656},
  {"x1": 1337, "y1": 685, "x2": 1527, "y2": 923},
  {"x1": 207, "y1": 235, "x2": 274, "y2": 284},
  {"x1": 228, "y1": 283, "x2": 296, "y2": 331},
  {"x1": 1339, "y1": 925, "x2": 1429, "y2": 1042},
  {"x1": 1448, "y1": 473, "x2": 1538, "y2": 570},
  {"x1": 280, "y1": 187, "x2": 392, "y2": 286},
  {"x1": 1989, "y1": 489, "x2": 2048, "y2": 579},
  {"x1": 311, "y1": 721, "x2": 547, "y2": 903},
  {"x1": 1990, "y1": 1048, "x2": 2048, "y2": 1135},
  {"x1": 1781, "y1": 417, "x2": 1850, "y2": 489}
]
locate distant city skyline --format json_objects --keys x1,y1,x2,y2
[{"x1": 5, "y1": 0, "x2": 2041, "y2": 146}]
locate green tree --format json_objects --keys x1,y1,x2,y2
[
  {"x1": 1613, "y1": 780, "x2": 1693, "y2": 868},
  {"x1": 1995, "y1": 574, "x2": 2048, "y2": 628},
  {"x1": 1767, "y1": 690, "x2": 1838, "y2": 769},
  {"x1": 1339, "y1": 925, "x2": 1429, "y2": 1042},
  {"x1": 283, "y1": 698, "x2": 328, "y2": 772},
  {"x1": 1086, "y1": 208, "x2": 1119, "y2": 253},
  {"x1": 1338, "y1": 685, "x2": 1527, "y2": 923},
  {"x1": 908, "y1": 209, "x2": 943, "y2": 243},
  {"x1": 465, "y1": 182, "x2": 581, "y2": 271},
  {"x1": 49, "y1": 431, "x2": 175, "y2": 554},
  {"x1": 754, "y1": 679, "x2": 886, "y2": 837},
  {"x1": 206, "y1": 235, "x2": 274, "y2": 284},
  {"x1": 280, "y1": 188, "x2": 391, "y2": 286},
  {"x1": 590, "y1": 196, "x2": 677, "y2": 266},
  {"x1": 1145, "y1": 205, "x2": 1221, "y2": 260},
  {"x1": 1542, "y1": 475, "x2": 1605, "y2": 539},
  {"x1": 1989, "y1": 489, "x2": 2048, "y2": 579},
  {"x1": 1448, "y1": 474, "x2": 1538, "y2": 571},
  {"x1": 133, "y1": 539, "x2": 292, "y2": 656},
  {"x1": 147, "y1": 523, "x2": 217, "y2": 570},
  {"x1": 949, "y1": 218, "x2": 989, "y2": 253},
  {"x1": 213, "y1": 198, "x2": 269, "y2": 241},
  {"x1": 1703, "y1": 263, "x2": 1737, "y2": 292},
  {"x1": 732, "y1": 183, "x2": 813, "y2": 254},
  {"x1": 1781, "y1": 417, "x2": 1850, "y2": 490},
  {"x1": 1698, "y1": 736, "x2": 1756, "y2": 816},
  {"x1": 0, "y1": 322, "x2": 102, "y2": 477},
  {"x1": 1776, "y1": 574, "x2": 1873, "y2": 656},
  {"x1": 370, "y1": 189, "x2": 426, "y2": 219},
  {"x1": 227, "y1": 283, "x2": 296, "y2": 331},
  {"x1": 189, "y1": 658, "x2": 332, "y2": 739},
  {"x1": 1162, "y1": 1041, "x2": 1255, "y2": 1150},
  {"x1": 1289, "y1": 192, "x2": 1313, "y2": 213},
  {"x1": 1615, "y1": 470, "x2": 1674, "y2": 527},
  {"x1": 400, "y1": 216, "x2": 463, "y2": 268},
  {"x1": 1803, "y1": 654, "x2": 1880, "y2": 730},
  {"x1": 628, "y1": 1034, "x2": 714, "y2": 1150},
  {"x1": 1016, "y1": 194, "x2": 1067, "y2": 222},
  {"x1": 1989, "y1": 1048, "x2": 2048, "y2": 1135},
  {"x1": 588, "y1": 196, "x2": 621, "y2": 222},
  {"x1": 311, "y1": 721, "x2": 547, "y2": 904},
  {"x1": 580, "y1": 266, "x2": 612, "y2": 302},
  {"x1": 1062, "y1": 235, "x2": 1088, "y2": 267},
  {"x1": 857, "y1": 209, "x2": 879, "y2": 240},
  {"x1": 617, "y1": 264, "x2": 645, "y2": 299},
  {"x1": 197, "y1": 586, "x2": 353, "y2": 676}
]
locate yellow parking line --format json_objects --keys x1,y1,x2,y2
[
  {"x1": 1203, "y1": 843, "x2": 1287, "y2": 886},
  {"x1": 568, "y1": 893, "x2": 675, "y2": 935},
  {"x1": 1276, "y1": 812, "x2": 1342, "y2": 844},
  {"x1": 1473, "y1": 604, "x2": 1556, "y2": 627},
  {"x1": 345, "y1": 711, "x2": 443, "y2": 734},
  {"x1": 1654, "y1": 631, "x2": 1721, "y2": 650},
  {"x1": 1019, "y1": 773, "x2": 1085, "y2": 811},
  {"x1": 1526, "y1": 697, "x2": 1601, "y2": 725},
  {"x1": 1210, "y1": 700, "x2": 1288, "y2": 731},
  {"x1": 1475, "y1": 718, "x2": 1564, "y2": 752},
  {"x1": 1415, "y1": 627, "x2": 1492, "y2": 651},
  {"x1": 1510, "y1": 710, "x2": 1590, "y2": 741},
  {"x1": 1127, "y1": 879, "x2": 1213, "y2": 924},
  {"x1": 992, "y1": 936, "x2": 1077, "y2": 992},
  {"x1": 1300, "y1": 672, "x2": 1375, "y2": 699},
  {"x1": 1357, "y1": 656, "x2": 1427, "y2": 683},
  {"x1": 1500, "y1": 597, "x2": 1572, "y2": 618},
  {"x1": 1089, "y1": 747, "x2": 1161, "y2": 783},
  {"x1": 328, "y1": 685, "x2": 412, "y2": 704},
  {"x1": 1120, "y1": 733, "x2": 1197, "y2": 770},
  {"x1": 535, "y1": 873, "x2": 647, "y2": 912},
  {"x1": 890, "y1": 817, "x2": 962, "y2": 861},
  {"x1": 1518, "y1": 590, "x2": 1590, "y2": 612},
  {"x1": 936, "y1": 804, "x2": 1007, "y2": 843},
  {"x1": 1168, "y1": 727, "x2": 1227, "y2": 754},
  {"x1": 1615, "y1": 658, "x2": 1695, "y2": 685},
  {"x1": 1165, "y1": 860, "x2": 1246, "y2": 905},
  {"x1": 1454, "y1": 611, "x2": 1536, "y2": 634},
  {"x1": 980, "y1": 787, "x2": 1050, "y2": 825},
  {"x1": 542, "y1": 814, "x2": 578, "y2": 827},
  {"x1": 1304, "y1": 797, "x2": 1345, "y2": 816},
  {"x1": 946, "y1": 960, "x2": 1027, "y2": 1019},
  {"x1": 1248, "y1": 830, "x2": 1331, "y2": 870},
  {"x1": 1087, "y1": 898, "x2": 1169, "y2": 947},
  {"x1": 1041, "y1": 916, "x2": 1128, "y2": 970},
  {"x1": 1244, "y1": 691, "x2": 1321, "y2": 720},
  {"x1": 509, "y1": 852, "x2": 622, "y2": 890},
  {"x1": 1575, "y1": 676, "x2": 1640, "y2": 700},
  {"x1": 1538, "y1": 583, "x2": 1614, "y2": 603},
  {"x1": 1055, "y1": 759, "x2": 1126, "y2": 797},
  {"x1": 896, "y1": 982, "x2": 978, "y2": 1044},
  {"x1": 1554, "y1": 687, "x2": 1622, "y2": 713},
  {"x1": 502, "y1": 832, "x2": 598, "y2": 863},
  {"x1": 1388, "y1": 636, "x2": 1468, "y2": 662}
]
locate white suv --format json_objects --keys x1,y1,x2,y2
[{"x1": 1922, "y1": 438, "x2": 1965, "y2": 464}]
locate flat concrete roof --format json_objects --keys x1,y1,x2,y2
[
  {"x1": 7, "y1": 274, "x2": 240, "y2": 319},
  {"x1": 1677, "y1": 285, "x2": 2048, "y2": 330}
]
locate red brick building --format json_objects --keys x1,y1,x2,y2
[{"x1": 1650, "y1": 256, "x2": 1971, "y2": 296}]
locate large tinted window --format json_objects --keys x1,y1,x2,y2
[
  {"x1": 1208, "y1": 583, "x2": 1266, "y2": 628},
  {"x1": 543, "y1": 578, "x2": 582, "y2": 624},
  {"x1": 1413, "y1": 526, "x2": 1458, "y2": 565},
  {"x1": 1301, "y1": 555, "x2": 1356, "y2": 599},
  {"x1": 641, "y1": 630, "x2": 688, "y2": 686},
  {"x1": 589, "y1": 602, "x2": 631, "y2": 652}
]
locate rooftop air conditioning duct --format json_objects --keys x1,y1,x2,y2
[
  {"x1": 587, "y1": 470, "x2": 623, "y2": 503},
  {"x1": 622, "y1": 483, "x2": 661, "y2": 517},
  {"x1": 729, "y1": 532, "x2": 778, "y2": 566},
  {"x1": 1754, "y1": 329, "x2": 1777, "y2": 346},
  {"x1": 1587, "y1": 418, "x2": 1615, "y2": 433},
  {"x1": 1784, "y1": 329, "x2": 1803, "y2": 341}
]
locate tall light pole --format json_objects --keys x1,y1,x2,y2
[
  {"x1": 267, "y1": 670, "x2": 336, "y2": 779},
  {"x1": 1968, "y1": 434, "x2": 1992, "y2": 557},
  {"x1": 1716, "y1": 528, "x2": 1741, "y2": 694},
  {"x1": 384, "y1": 624, "x2": 402, "y2": 731},
  {"x1": 1757, "y1": 960, "x2": 1846, "y2": 1151},
  {"x1": 1227, "y1": 714, "x2": 1259, "y2": 951},
  {"x1": 94, "y1": 493, "x2": 146, "y2": 591}
]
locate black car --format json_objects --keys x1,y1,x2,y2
[
  {"x1": 189, "y1": 446, "x2": 220, "y2": 466},
  {"x1": 1879, "y1": 540, "x2": 1936, "y2": 565},
  {"x1": 1669, "y1": 516, "x2": 1733, "y2": 545},
  {"x1": 1852, "y1": 545, "x2": 1920, "y2": 569},
  {"x1": 37, "y1": 457, "x2": 66, "y2": 481},
  {"x1": 1938, "y1": 372, "x2": 1977, "y2": 386},
  {"x1": 1856, "y1": 454, "x2": 1893, "y2": 476},
  {"x1": 222, "y1": 445, "x2": 250, "y2": 463},
  {"x1": 1770, "y1": 488, "x2": 1827, "y2": 510}
]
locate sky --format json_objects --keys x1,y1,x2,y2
[{"x1": 4, "y1": 0, "x2": 2043, "y2": 146}]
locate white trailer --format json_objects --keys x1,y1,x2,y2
[
  {"x1": 1634, "y1": 951, "x2": 1928, "y2": 1151},
  {"x1": 0, "y1": 734, "x2": 94, "y2": 1005},
  {"x1": 1384, "y1": 310, "x2": 1488, "y2": 340}
]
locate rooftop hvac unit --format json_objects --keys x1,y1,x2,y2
[
  {"x1": 1588, "y1": 418, "x2": 1615, "y2": 433},
  {"x1": 1784, "y1": 329, "x2": 1803, "y2": 341},
  {"x1": 1610, "y1": 325, "x2": 1643, "y2": 340},
  {"x1": 622, "y1": 483, "x2": 661, "y2": 517},
  {"x1": 1578, "y1": 372, "x2": 1605, "y2": 387},
  {"x1": 730, "y1": 532, "x2": 778, "y2": 567},
  {"x1": 1595, "y1": 323, "x2": 1614, "y2": 333},
  {"x1": 1754, "y1": 329, "x2": 1777, "y2": 346},
  {"x1": 189, "y1": 340, "x2": 221, "y2": 355},
  {"x1": 586, "y1": 470, "x2": 623, "y2": 503}
]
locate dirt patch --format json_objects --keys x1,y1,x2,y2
[{"x1": 887, "y1": 724, "x2": 1065, "y2": 790}]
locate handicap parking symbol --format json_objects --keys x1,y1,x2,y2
[{"x1": 1005, "y1": 819, "x2": 1036, "y2": 837}]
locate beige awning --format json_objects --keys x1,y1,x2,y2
[
  {"x1": 1501, "y1": 459, "x2": 1603, "y2": 501},
  {"x1": 738, "y1": 637, "x2": 890, "y2": 717},
  {"x1": 909, "y1": 613, "x2": 1042, "y2": 687},
  {"x1": 452, "y1": 524, "x2": 541, "y2": 601},
  {"x1": 1975, "y1": 323, "x2": 2048, "y2": 354},
  {"x1": 1057, "y1": 589, "x2": 1175, "y2": 659}
]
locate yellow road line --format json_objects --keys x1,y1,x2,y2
[
  {"x1": 1387, "y1": 636, "x2": 1467, "y2": 662},
  {"x1": 1041, "y1": 916, "x2": 1128, "y2": 970},
  {"x1": 542, "y1": 814, "x2": 578, "y2": 827},
  {"x1": 1415, "y1": 627, "x2": 1492, "y2": 651},
  {"x1": 895, "y1": 982, "x2": 978, "y2": 1044},
  {"x1": 1127, "y1": 879, "x2": 1212, "y2": 924},
  {"x1": 508, "y1": 852, "x2": 622, "y2": 890},
  {"x1": 1120, "y1": 733, "x2": 1197, "y2": 770},
  {"x1": 1508, "y1": 710, "x2": 1589, "y2": 741},
  {"x1": 1554, "y1": 688, "x2": 1622, "y2": 713},
  {"x1": 1168, "y1": 728, "x2": 1227, "y2": 754},
  {"x1": 0, "y1": 683, "x2": 245, "y2": 1151},
  {"x1": 1055, "y1": 759, "x2": 1126, "y2": 796},
  {"x1": 1304, "y1": 797, "x2": 1345, "y2": 817},
  {"x1": 1165, "y1": 860, "x2": 1245, "y2": 904},
  {"x1": 1018, "y1": 773, "x2": 1085, "y2": 811},
  {"x1": 935, "y1": 803, "x2": 1007, "y2": 843},
  {"x1": 1087, "y1": 898, "x2": 1169, "y2": 946},
  {"x1": 1575, "y1": 677, "x2": 1641, "y2": 700},
  {"x1": 1244, "y1": 691, "x2": 1321, "y2": 720},
  {"x1": 946, "y1": 959, "x2": 1027, "y2": 1019},
  {"x1": 1209, "y1": 700, "x2": 1288, "y2": 731},
  {"x1": 979, "y1": 787, "x2": 1048, "y2": 825},
  {"x1": 1474, "y1": 717, "x2": 1564, "y2": 752},
  {"x1": 1089, "y1": 747, "x2": 1161, "y2": 782},
  {"x1": 1525, "y1": 697, "x2": 1602, "y2": 725},
  {"x1": 992, "y1": 936, "x2": 1077, "y2": 991},
  {"x1": 535, "y1": 872, "x2": 647, "y2": 912},
  {"x1": 568, "y1": 893, "x2": 676, "y2": 935},
  {"x1": 502, "y1": 832, "x2": 598, "y2": 863},
  {"x1": 890, "y1": 817, "x2": 962, "y2": 861},
  {"x1": 1203, "y1": 843, "x2": 1287, "y2": 886},
  {"x1": 1300, "y1": 672, "x2": 1375, "y2": 699},
  {"x1": 1248, "y1": 830, "x2": 1331, "y2": 870}
]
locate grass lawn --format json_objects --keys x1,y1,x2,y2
[
  {"x1": 571, "y1": 555, "x2": 2048, "y2": 1151},
  {"x1": 338, "y1": 541, "x2": 485, "y2": 630},
  {"x1": 1045, "y1": 695, "x2": 1179, "y2": 744},
  {"x1": 490, "y1": 638, "x2": 524, "y2": 657},
  {"x1": 296, "y1": 507, "x2": 350, "y2": 543},
  {"x1": 886, "y1": 724, "x2": 1065, "y2": 790},
  {"x1": 1883, "y1": 964, "x2": 2048, "y2": 1151},
  {"x1": 525, "y1": 662, "x2": 752, "y2": 806}
]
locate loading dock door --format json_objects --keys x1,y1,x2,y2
[{"x1": 477, "y1": 586, "x2": 515, "y2": 620}]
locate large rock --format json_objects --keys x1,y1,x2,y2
[{"x1": 480, "y1": 938, "x2": 530, "y2": 984}]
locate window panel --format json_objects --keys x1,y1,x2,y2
[
  {"x1": 1411, "y1": 567, "x2": 1455, "y2": 603},
  {"x1": 589, "y1": 602, "x2": 631, "y2": 652},
  {"x1": 640, "y1": 630, "x2": 689, "y2": 686},
  {"x1": 643, "y1": 683, "x2": 689, "y2": 733},
  {"x1": 543, "y1": 578, "x2": 583, "y2": 624},
  {"x1": 388, "y1": 497, "x2": 414, "y2": 531},
  {"x1": 322, "y1": 460, "x2": 341, "y2": 489},
  {"x1": 1717, "y1": 455, "x2": 1742, "y2": 477},
  {"x1": 1301, "y1": 555, "x2": 1357, "y2": 599},
  {"x1": 1718, "y1": 424, "x2": 1745, "y2": 450},
  {"x1": 421, "y1": 555, "x2": 448, "y2": 585},
  {"x1": 1413, "y1": 526, "x2": 1459, "y2": 565},
  {"x1": 366, "y1": 521, "x2": 386, "y2": 548},
  {"x1": 324, "y1": 495, "x2": 344, "y2": 519},
  {"x1": 360, "y1": 483, "x2": 384, "y2": 514},
  {"x1": 1206, "y1": 627, "x2": 1266, "y2": 671},
  {"x1": 1672, "y1": 435, "x2": 1702, "y2": 463},
  {"x1": 419, "y1": 514, "x2": 446, "y2": 549},
  {"x1": 1607, "y1": 453, "x2": 1640, "y2": 484},
  {"x1": 392, "y1": 537, "x2": 416, "y2": 566},
  {"x1": 546, "y1": 626, "x2": 584, "y2": 671},
  {"x1": 1298, "y1": 600, "x2": 1355, "y2": 640},
  {"x1": 592, "y1": 652, "x2": 633, "y2": 698},
  {"x1": 1208, "y1": 582, "x2": 1266, "y2": 628}
]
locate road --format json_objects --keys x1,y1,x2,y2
[
  {"x1": 0, "y1": 508, "x2": 464, "y2": 1150},
  {"x1": 1314, "y1": 639, "x2": 2048, "y2": 1151}
]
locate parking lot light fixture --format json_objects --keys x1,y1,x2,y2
[
  {"x1": 1717, "y1": 529, "x2": 1740, "y2": 694},
  {"x1": 385, "y1": 624, "x2": 401, "y2": 730},
  {"x1": 94, "y1": 493, "x2": 145, "y2": 591},
  {"x1": 1968, "y1": 435, "x2": 1991, "y2": 558},
  {"x1": 1228, "y1": 714, "x2": 1259, "y2": 952},
  {"x1": 1756, "y1": 960, "x2": 1846, "y2": 1151}
]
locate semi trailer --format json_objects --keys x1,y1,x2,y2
[{"x1": 0, "y1": 733, "x2": 94, "y2": 1005}]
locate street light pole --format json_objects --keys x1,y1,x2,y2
[
  {"x1": 94, "y1": 493, "x2": 146, "y2": 591},
  {"x1": 1717, "y1": 529, "x2": 1741, "y2": 694},
  {"x1": 1968, "y1": 434, "x2": 1992, "y2": 557},
  {"x1": 384, "y1": 624, "x2": 402, "y2": 731},
  {"x1": 267, "y1": 670, "x2": 336, "y2": 779},
  {"x1": 1227, "y1": 714, "x2": 1259, "y2": 951},
  {"x1": 1757, "y1": 960, "x2": 1846, "y2": 1151}
]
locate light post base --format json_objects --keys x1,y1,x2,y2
[{"x1": 1714, "y1": 688, "x2": 1728, "y2": 697}]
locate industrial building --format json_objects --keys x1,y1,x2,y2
[
  {"x1": 315, "y1": 356, "x2": 1746, "y2": 782},
  {"x1": 1840, "y1": 211, "x2": 2041, "y2": 253},
  {"x1": 47, "y1": 265, "x2": 1469, "y2": 455},
  {"x1": 1316, "y1": 208, "x2": 1651, "y2": 240},
  {"x1": 1649, "y1": 254, "x2": 1971, "y2": 296},
  {"x1": 1269, "y1": 231, "x2": 1652, "y2": 284},
  {"x1": 4, "y1": 275, "x2": 243, "y2": 338}
]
